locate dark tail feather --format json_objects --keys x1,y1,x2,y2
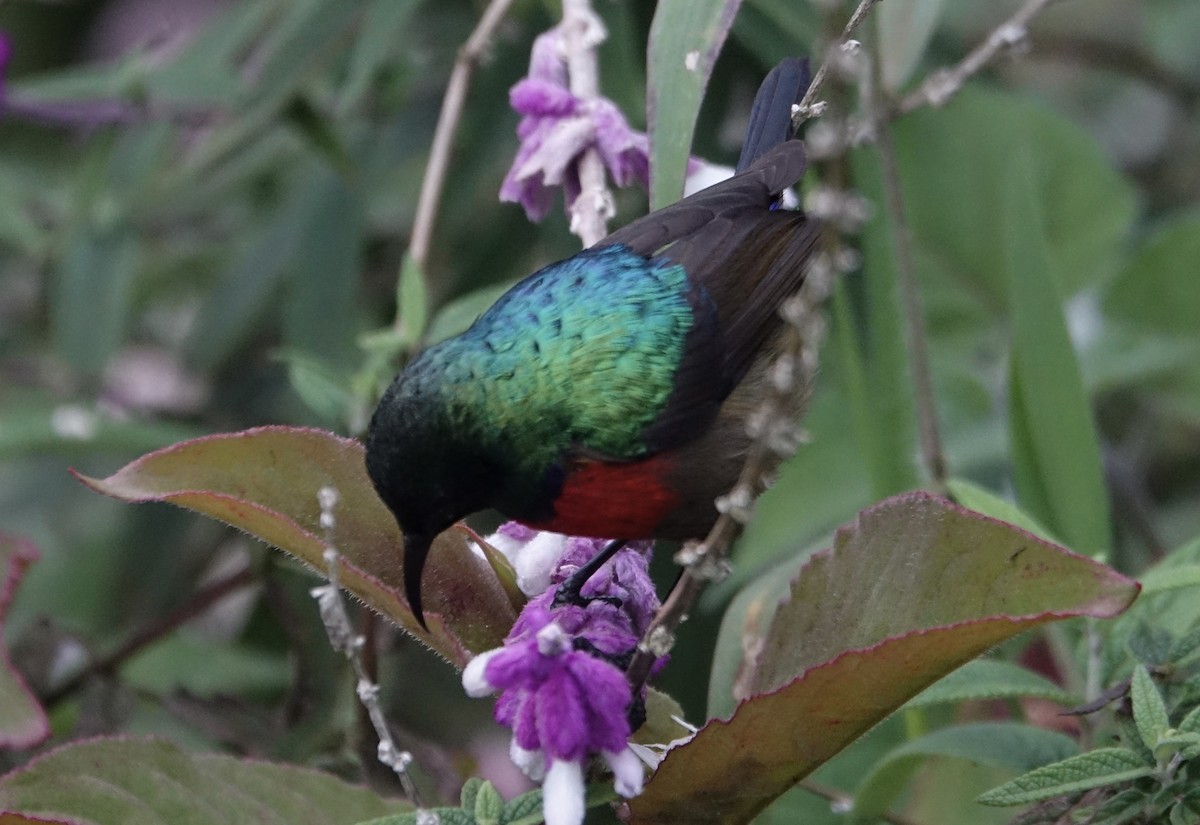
[{"x1": 736, "y1": 57, "x2": 811, "y2": 173}]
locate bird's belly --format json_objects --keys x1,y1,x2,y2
[{"x1": 520, "y1": 454, "x2": 684, "y2": 539}]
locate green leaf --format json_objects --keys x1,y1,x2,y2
[
  {"x1": 946, "y1": 478, "x2": 1058, "y2": 543},
  {"x1": 339, "y1": 0, "x2": 421, "y2": 113},
  {"x1": 283, "y1": 96, "x2": 356, "y2": 179},
  {"x1": 1170, "y1": 624, "x2": 1200, "y2": 663},
  {"x1": 396, "y1": 253, "x2": 429, "y2": 350},
  {"x1": 248, "y1": 0, "x2": 367, "y2": 111},
  {"x1": 647, "y1": 0, "x2": 744, "y2": 209},
  {"x1": 0, "y1": 535, "x2": 48, "y2": 750},
  {"x1": 425, "y1": 281, "x2": 515, "y2": 346},
  {"x1": 976, "y1": 748, "x2": 1153, "y2": 807},
  {"x1": 185, "y1": 197, "x2": 309, "y2": 370},
  {"x1": 1086, "y1": 789, "x2": 1154, "y2": 825},
  {"x1": 459, "y1": 777, "x2": 484, "y2": 811},
  {"x1": 500, "y1": 788, "x2": 543, "y2": 824},
  {"x1": 0, "y1": 737, "x2": 407, "y2": 824},
  {"x1": 278, "y1": 350, "x2": 357, "y2": 425},
  {"x1": 74, "y1": 428, "x2": 517, "y2": 665},
  {"x1": 1173, "y1": 798, "x2": 1200, "y2": 825},
  {"x1": 356, "y1": 808, "x2": 474, "y2": 825},
  {"x1": 1130, "y1": 665, "x2": 1170, "y2": 752},
  {"x1": 634, "y1": 493, "x2": 1138, "y2": 824},
  {"x1": 1004, "y1": 145, "x2": 1110, "y2": 555},
  {"x1": 876, "y1": 0, "x2": 947, "y2": 91},
  {"x1": 846, "y1": 150, "x2": 919, "y2": 497},
  {"x1": 892, "y1": 87, "x2": 1136, "y2": 302},
  {"x1": 1140, "y1": 564, "x2": 1200, "y2": 596},
  {"x1": 502, "y1": 783, "x2": 616, "y2": 825},
  {"x1": 1179, "y1": 703, "x2": 1200, "y2": 735},
  {"x1": 281, "y1": 170, "x2": 363, "y2": 367},
  {"x1": 143, "y1": 2, "x2": 273, "y2": 103},
  {"x1": 474, "y1": 780, "x2": 503, "y2": 825},
  {"x1": 850, "y1": 722, "x2": 1078, "y2": 823},
  {"x1": 1104, "y1": 211, "x2": 1200, "y2": 336},
  {"x1": 51, "y1": 226, "x2": 139, "y2": 376},
  {"x1": 905, "y1": 658, "x2": 1076, "y2": 709},
  {"x1": 0, "y1": 403, "x2": 200, "y2": 460}
]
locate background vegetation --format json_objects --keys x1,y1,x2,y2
[{"x1": 1, "y1": 0, "x2": 1199, "y2": 822}]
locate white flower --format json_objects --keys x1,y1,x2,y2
[{"x1": 543, "y1": 759, "x2": 586, "y2": 825}]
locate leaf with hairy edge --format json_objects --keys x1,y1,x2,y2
[
  {"x1": 647, "y1": 0, "x2": 743, "y2": 210},
  {"x1": 976, "y1": 748, "x2": 1152, "y2": 807},
  {"x1": 0, "y1": 535, "x2": 48, "y2": 750},
  {"x1": 1130, "y1": 665, "x2": 1169, "y2": 751},
  {"x1": 73, "y1": 427, "x2": 518, "y2": 665},
  {"x1": 0, "y1": 736, "x2": 406, "y2": 824},
  {"x1": 630, "y1": 493, "x2": 1137, "y2": 825}
]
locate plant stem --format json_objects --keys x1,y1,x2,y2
[
  {"x1": 897, "y1": 0, "x2": 1061, "y2": 114},
  {"x1": 399, "y1": 0, "x2": 517, "y2": 332},
  {"x1": 868, "y1": 51, "x2": 947, "y2": 488},
  {"x1": 43, "y1": 563, "x2": 259, "y2": 707},
  {"x1": 561, "y1": 0, "x2": 615, "y2": 247}
]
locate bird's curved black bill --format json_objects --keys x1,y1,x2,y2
[{"x1": 403, "y1": 533, "x2": 432, "y2": 630}]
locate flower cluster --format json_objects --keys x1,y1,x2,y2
[
  {"x1": 464, "y1": 526, "x2": 660, "y2": 825},
  {"x1": 499, "y1": 25, "x2": 652, "y2": 222}
]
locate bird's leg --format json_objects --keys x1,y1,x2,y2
[{"x1": 552, "y1": 539, "x2": 628, "y2": 608}]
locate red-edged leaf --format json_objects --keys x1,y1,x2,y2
[
  {"x1": 73, "y1": 427, "x2": 517, "y2": 665},
  {"x1": 0, "y1": 735, "x2": 407, "y2": 824},
  {"x1": 0, "y1": 535, "x2": 48, "y2": 750},
  {"x1": 630, "y1": 493, "x2": 1138, "y2": 824}
]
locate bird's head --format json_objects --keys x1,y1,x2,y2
[{"x1": 364, "y1": 364, "x2": 502, "y2": 628}]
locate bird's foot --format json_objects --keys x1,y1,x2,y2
[{"x1": 551, "y1": 539, "x2": 628, "y2": 609}]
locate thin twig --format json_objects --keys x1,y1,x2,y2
[
  {"x1": 399, "y1": 0, "x2": 517, "y2": 332},
  {"x1": 866, "y1": 42, "x2": 947, "y2": 488},
  {"x1": 799, "y1": 779, "x2": 927, "y2": 825},
  {"x1": 561, "y1": 0, "x2": 615, "y2": 247},
  {"x1": 795, "y1": 0, "x2": 884, "y2": 121},
  {"x1": 897, "y1": 0, "x2": 1060, "y2": 114},
  {"x1": 1032, "y1": 34, "x2": 1200, "y2": 107},
  {"x1": 626, "y1": 3, "x2": 871, "y2": 693},
  {"x1": 310, "y1": 486, "x2": 423, "y2": 807},
  {"x1": 43, "y1": 564, "x2": 259, "y2": 707}
]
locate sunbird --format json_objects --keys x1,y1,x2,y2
[{"x1": 366, "y1": 58, "x2": 820, "y2": 627}]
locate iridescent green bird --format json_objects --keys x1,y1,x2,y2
[{"x1": 366, "y1": 58, "x2": 820, "y2": 626}]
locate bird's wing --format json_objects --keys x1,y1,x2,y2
[{"x1": 602, "y1": 141, "x2": 820, "y2": 453}]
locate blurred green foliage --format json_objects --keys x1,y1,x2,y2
[{"x1": 1, "y1": 0, "x2": 1199, "y2": 822}]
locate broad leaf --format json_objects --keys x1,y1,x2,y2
[
  {"x1": 891, "y1": 88, "x2": 1136, "y2": 303},
  {"x1": 0, "y1": 736, "x2": 406, "y2": 824},
  {"x1": 0, "y1": 535, "x2": 48, "y2": 750},
  {"x1": 74, "y1": 427, "x2": 518, "y2": 665},
  {"x1": 632, "y1": 493, "x2": 1137, "y2": 824},
  {"x1": 647, "y1": 0, "x2": 743, "y2": 209},
  {"x1": 1104, "y1": 211, "x2": 1200, "y2": 337},
  {"x1": 1005, "y1": 146, "x2": 1110, "y2": 556}
]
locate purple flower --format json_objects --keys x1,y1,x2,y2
[
  {"x1": 499, "y1": 26, "x2": 651, "y2": 222},
  {"x1": 464, "y1": 525, "x2": 662, "y2": 825}
]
